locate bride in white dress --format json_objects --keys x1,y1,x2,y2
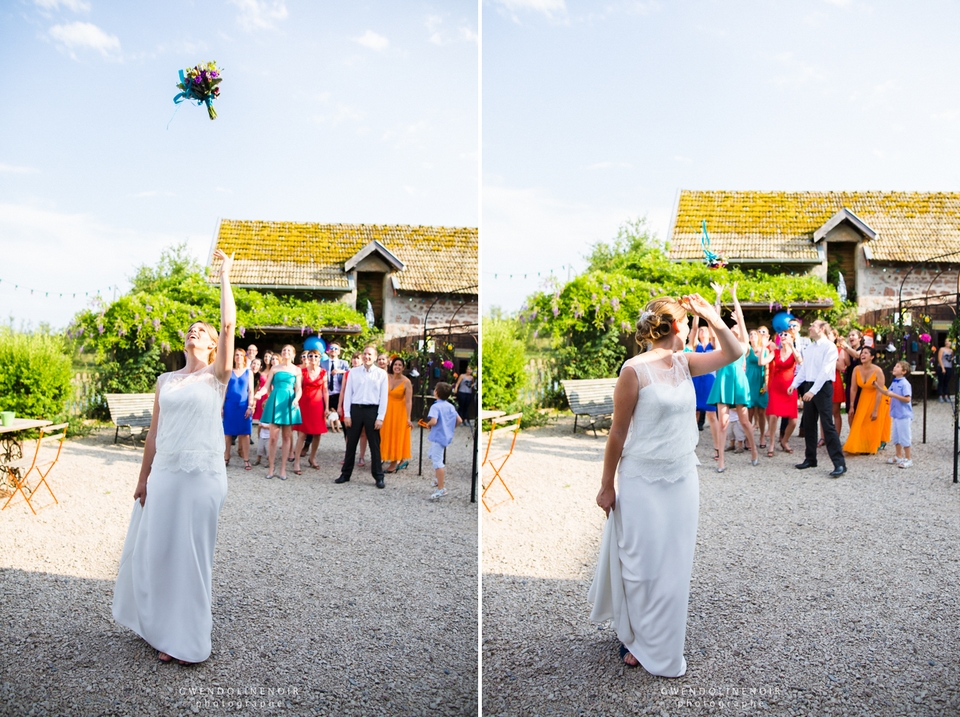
[
  {"x1": 113, "y1": 249, "x2": 237, "y2": 665},
  {"x1": 588, "y1": 294, "x2": 742, "y2": 676}
]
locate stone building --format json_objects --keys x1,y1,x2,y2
[
  {"x1": 207, "y1": 220, "x2": 478, "y2": 358},
  {"x1": 668, "y1": 191, "x2": 960, "y2": 327}
]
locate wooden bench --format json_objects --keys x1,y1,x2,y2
[
  {"x1": 104, "y1": 393, "x2": 155, "y2": 445},
  {"x1": 561, "y1": 378, "x2": 618, "y2": 437}
]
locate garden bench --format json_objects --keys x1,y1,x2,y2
[
  {"x1": 104, "y1": 393, "x2": 155, "y2": 445},
  {"x1": 561, "y1": 378, "x2": 618, "y2": 437}
]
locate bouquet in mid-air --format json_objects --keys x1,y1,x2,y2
[{"x1": 174, "y1": 61, "x2": 223, "y2": 120}]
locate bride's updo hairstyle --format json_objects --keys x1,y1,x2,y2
[
  {"x1": 187, "y1": 321, "x2": 219, "y2": 365},
  {"x1": 635, "y1": 297, "x2": 687, "y2": 351}
]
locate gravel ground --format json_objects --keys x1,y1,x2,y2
[
  {"x1": 0, "y1": 423, "x2": 479, "y2": 717},
  {"x1": 482, "y1": 403, "x2": 960, "y2": 717}
]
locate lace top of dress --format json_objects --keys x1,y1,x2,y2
[
  {"x1": 619, "y1": 351, "x2": 700, "y2": 483},
  {"x1": 153, "y1": 364, "x2": 229, "y2": 474}
]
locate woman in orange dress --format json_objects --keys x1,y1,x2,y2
[
  {"x1": 381, "y1": 356, "x2": 413, "y2": 473},
  {"x1": 843, "y1": 345, "x2": 892, "y2": 454}
]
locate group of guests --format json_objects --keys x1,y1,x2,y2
[
  {"x1": 221, "y1": 341, "x2": 469, "y2": 499},
  {"x1": 687, "y1": 283, "x2": 928, "y2": 475}
]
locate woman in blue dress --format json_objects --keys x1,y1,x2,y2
[
  {"x1": 255, "y1": 344, "x2": 302, "y2": 480},
  {"x1": 706, "y1": 283, "x2": 757, "y2": 472},
  {"x1": 222, "y1": 348, "x2": 254, "y2": 470},
  {"x1": 687, "y1": 316, "x2": 720, "y2": 462}
]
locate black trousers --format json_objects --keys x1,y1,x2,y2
[
  {"x1": 456, "y1": 391, "x2": 474, "y2": 422},
  {"x1": 339, "y1": 404, "x2": 383, "y2": 481},
  {"x1": 799, "y1": 381, "x2": 844, "y2": 468},
  {"x1": 939, "y1": 367, "x2": 954, "y2": 398}
]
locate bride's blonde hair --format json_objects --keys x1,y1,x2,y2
[
  {"x1": 635, "y1": 297, "x2": 687, "y2": 351},
  {"x1": 186, "y1": 321, "x2": 219, "y2": 365}
]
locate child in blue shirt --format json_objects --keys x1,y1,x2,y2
[
  {"x1": 426, "y1": 382, "x2": 461, "y2": 500},
  {"x1": 877, "y1": 360, "x2": 914, "y2": 467}
]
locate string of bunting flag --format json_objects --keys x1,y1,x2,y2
[
  {"x1": 482, "y1": 263, "x2": 579, "y2": 280},
  {"x1": 0, "y1": 277, "x2": 120, "y2": 300}
]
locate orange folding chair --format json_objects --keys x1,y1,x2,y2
[
  {"x1": 2, "y1": 423, "x2": 69, "y2": 515},
  {"x1": 481, "y1": 413, "x2": 522, "y2": 512}
]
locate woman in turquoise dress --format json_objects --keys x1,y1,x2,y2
[
  {"x1": 745, "y1": 328, "x2": 774, "y2": 448},
  {"x1": 255, "y1": 344, "x2": 302, "y2": 480},
  {"x1": 706, "y1": 284, "x2": 758, "y2": 472}
]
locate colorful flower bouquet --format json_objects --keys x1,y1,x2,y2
[{"x1": 174, "y1": 61, "x2": 222, "y2": 120}]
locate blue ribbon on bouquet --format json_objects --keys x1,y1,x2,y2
[
  {"x1": 173, "y1": 70, "x2": 207, "y2": 106},
  {"x1": 699, "y1": 220, "x2": 724, "y2": 267}
]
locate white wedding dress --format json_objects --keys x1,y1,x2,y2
[
  {"x1": 113, "y1": 365, "x2": 228, "y2": 663},
  {"x1": 588, "y1": 351, "x2": 700, "y2": 677}
]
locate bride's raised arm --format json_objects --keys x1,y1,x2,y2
[
  {"x1": 683, "y1": 293, "x2": 741, "y2": 377},
  {"x1": 212, "y1": 249, "x2": 236, "y2": 384}
]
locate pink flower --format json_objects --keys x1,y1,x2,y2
[
  {"x1": 442, "y1": 360, "x2": 454, "y2": 370},
  {"x1": 920, "y1": 333, "x2": 932, "y2": 343}
]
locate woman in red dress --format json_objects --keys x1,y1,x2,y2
[
  {"x1": 293, "y1": 348, "x2": 329, "y2": 473},
  {"x1": 252, "y1": 352, "x2": 274, "y2": 421},
  {"x1": 763, "y1": 332, "x2": 801, "y2": 455}
]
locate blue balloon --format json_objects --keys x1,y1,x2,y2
[
  {"x1": 771, "y1": 311, "x2": 796, "y2": 334},
  {"x1": 303, "y1": 336, "x2": 326, "y2": 353}
]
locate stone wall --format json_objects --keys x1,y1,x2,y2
[
  {"x1": 383, "y1": 292, "x2": 478, "y2": 340},
  {"x1": 858, "y1": 263, "x2": 960, "y2": 313}
]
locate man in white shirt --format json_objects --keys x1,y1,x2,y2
[
  {"x1": 335, "y1": 345, "x2": 390, "y2": 489},
  {"x1": 788, "y1": 320, "x2": 847, "y2": 477}
]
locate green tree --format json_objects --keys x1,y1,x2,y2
[
  {"x1": 0, "y1": 327, "x2": 74, "y2": 421},
  {"x1": 481, "y1": 316, "x2": 527, "y2": 410}
]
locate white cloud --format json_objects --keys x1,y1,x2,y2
[
  {"x1": 822, "y1": 0, "x2": 852, "y2": 6},
  {"x1": 672, "y1": 156, "x2": 692, "y2": 164},
  {"x1": 132, "y1": 190, "x2": 175, "y2": 198},
  {"x1": 215, "y1": 187, "x2": 233, "y2": 194},
  {"x1": 425, "y1": 15, "x2": 478, "y2": 45},
  {"x1": 48, "y1": 22, "x2": 121, "y2": 59},
  {"x1": 229, "y1": 0, "x2": 288, "y2": 32},
  {"x1": 34, "y1": 0, "x2": 90, "y2": 12},
  {"x1": 355, "y1": 30, "x2": 389, "y2": 51},
  {"x1": 0, "y1": 164, "x2": 40, "y2": 174},
  {"x1": 494, "y1": 0, "x2": 566, "y2": 18}
]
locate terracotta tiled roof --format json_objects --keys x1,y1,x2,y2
[
  {"x1": 210, "y1": 220, "x2": 478, "y2": 294},
  {"x1": 669, "y1": 191, "x2": 960, "y2": 263}
]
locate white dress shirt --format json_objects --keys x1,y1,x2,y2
[
  {"x1": 789, "y1": 336, "x2": 837, "y2": 396},
  {"x1": 342, "y1": 364, "x2": 390, "y2": 421}
]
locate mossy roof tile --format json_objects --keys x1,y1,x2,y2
[
  {"x1": 669, "y1": 191, "x2": 960, "y2": 263},
  {"x1": 211, "y1": 220, "x2": 478, "y2": 294}
]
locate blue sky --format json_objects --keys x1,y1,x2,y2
[
  {"x1": 482, "y1": 0, "x2": 960, "y2": 313},
  {"x1": 0, "y1": 0, "x2": 478, "y2": 329}
]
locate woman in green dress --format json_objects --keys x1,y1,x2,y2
[
  {"x1": 255, "y1": 344, "x2": 302, "y2": 480},
  {"x1": 706, "y1": 283, "x2": 758, "y2": 472}
]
